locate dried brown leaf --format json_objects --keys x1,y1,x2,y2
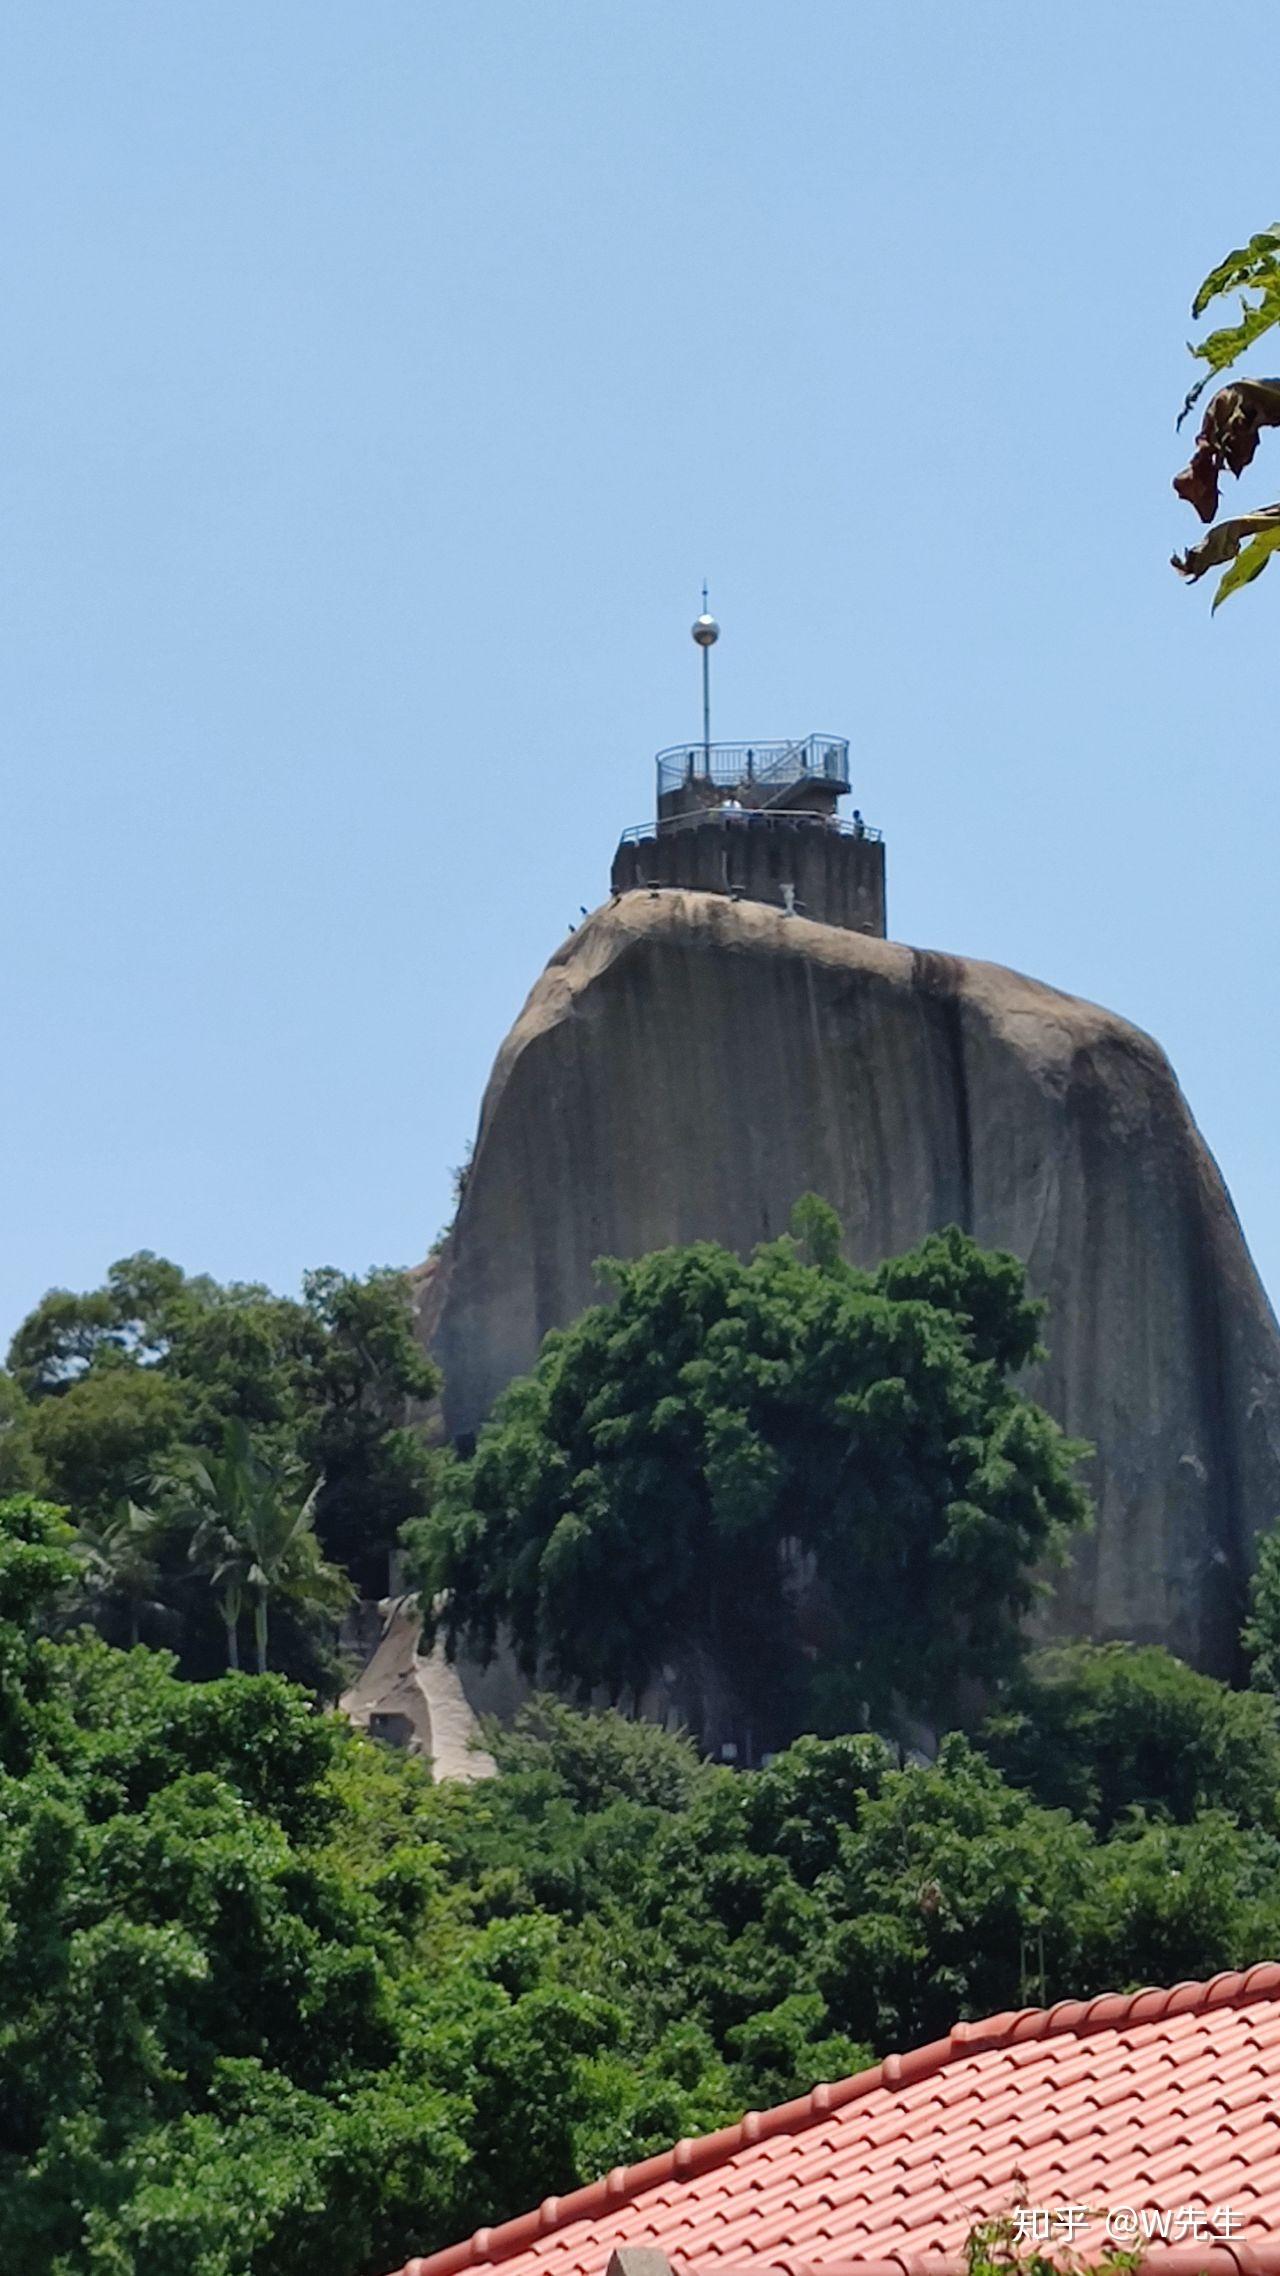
[
  {"x1": 1172, "y1": 378, "x2": 1280, "y2": 522},
  {"x1": 1171, "y1": 503, "x2": 1280, "y2": 581}
]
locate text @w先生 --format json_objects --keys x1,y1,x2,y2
[{"x1": 1015, "y1": 2205, "x2": 1244, "y2": 2244}]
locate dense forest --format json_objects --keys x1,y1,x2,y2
[
  {"x1": 0, "y1": 1253, "x2": 439, "y2": 1688},
  {"x1": 6, "y1": 1213, "x2": 1280, "y2": 2274}
]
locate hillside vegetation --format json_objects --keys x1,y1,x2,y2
[
  {"x1": 7, "y1": 1490, "x2": 1280, "y2": 2272},
  {"x1": 7, "y1": 1210, "x2": 1280, "y2": 2273}
]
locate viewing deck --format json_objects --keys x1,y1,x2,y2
[{"x1": 656, "y1": 734, "x2": 851, "y2": 818}]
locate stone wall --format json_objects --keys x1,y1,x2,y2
[{"x1": 610, "y1": 817, "x2": 886, "y2": 936}]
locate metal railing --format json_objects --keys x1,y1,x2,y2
[
  {"x1": 655, "y1": 735, "x2": 851, "y2": 800},
  {"x1": 618, "y1": 806, "x2": 882, "y2": 846}
]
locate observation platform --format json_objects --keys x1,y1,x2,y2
[
  {"x1": 611, "y1": 735, "x2": 885, "y2": 939},
  {"x1": 656, "y1": 733, "x2": 851, "y2": 821}
]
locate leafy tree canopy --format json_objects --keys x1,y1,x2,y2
[
  {"x1": 487, "y1": 1693, "x2": 716, "y2": 1815},
  {"x1": 0, "y1": 1500, "x2": 740, "y2": 2276},
  {"x1": 0, "y1": 1375, "x2": 38, "y2": 1495},
  {"x1": 7, "y1": 1482, "x2": 1280, "y2": 2276},
  {"x1": 416, "y1": 1694, "x2": 1280, "y2": 2096},
  {"x1": 408, "y1": 1206, "x2": 1090, "y2": 1750},
  {"x1": 1242, "y1": 1522, "x2": 1280, "y2": 1697},
  {"x1": 4, "y1": 1255, "x2": 439, "y2": 1634},
  {"x1": 151, "y1": 1417, "x2": 354, "y2": 1676},
  {"x1": 979, "y1": 1641, "x2": 1280, "y2": 1836}
]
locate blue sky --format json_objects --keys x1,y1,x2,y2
[{"x1": 3, "y1": 2, "x2": 1279, "y2": 1342}]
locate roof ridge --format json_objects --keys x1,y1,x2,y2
[
  {"x1": 697, "y1": 2256, "x2": 1280, "y2": 2276},
  {"x1": 666, "y1": 2255, "x2": 1280, "y2": 2276},
  {"x1": 396, "y1": 1964, "x2": 1280, "y2": 2276}
]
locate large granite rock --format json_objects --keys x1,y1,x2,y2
[{"x1": 415, "y1": 890, "x2": 1280, "y2": 1674}]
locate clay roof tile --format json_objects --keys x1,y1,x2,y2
[{"x1": 384, "y1": 1969, "x2": 1280, "y2": 2276}]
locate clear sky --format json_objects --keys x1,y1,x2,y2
[{"x1": 4, "y1": 3, "x2": 1279, "y2": 1343}]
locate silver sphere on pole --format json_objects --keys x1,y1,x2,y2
[{"x1": 692, "y1": 612, "x2": 720, "y2": 647}]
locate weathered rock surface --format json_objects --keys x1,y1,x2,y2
[{"x1": 416, "y1": 890, "x2": 1280, "y2": 1674}]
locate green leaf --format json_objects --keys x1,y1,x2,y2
[
  {"x1": 1212, "y1": 525, "x2": 1280, "y2": 610},
  {"x1": 1178, "y1": 229, "x2": 1280, "y2": 424},
  {"x1": 1191, "y1": 287, "x2": 1280, "y2": 379},
  {"x1": 1192, "y1": 227, "x2": 1280, "y2": 320}
]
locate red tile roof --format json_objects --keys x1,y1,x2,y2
[{"x1": 388, "y1": 1966, "x2": 1280, "y2": 2276}]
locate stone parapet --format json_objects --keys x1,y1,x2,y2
[{"x1": 611, "y1": 815, "x2": 886, "y2": 937}]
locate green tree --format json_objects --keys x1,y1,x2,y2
[
  {"x1": 488, "y1": 1694, "x2": 713, "y2": 1814},
  {"x1": 420, "y1": 1695, "x2": 1280, "y2": 2073},
  {"x1": 0, "y1": 1502, "x2": 749, "y2": 2275},
  {"x1": 0, "y1": 1377, "x2": 38, "y2": 1494},
  {"x1": 71, "y1": 1498, "x2": 169, "y2": 1649},
  {"x1": 154, "y1": 1421, "x2": 353, "y2": 1673},
  {"x1": 1084, "y1": 1809, "x2": 1280, "y2": 1994},
  {"x1": 29, "y1": 1363, "x2": 185, "y2": 1520},
  {"x1": 8, "y1": 1250, "x2": 286, "y2": 1405},
  {"x1": 10, "y1": 1505, "x2": 1280, "y2": 2276},
  {"x1": 0, "y1": 1494, "x2": 80, "y2": 1774},
  {"x1": 1242, "y1": 1523, "x2": 1280, "y2": 1695},
  {"x1": 980, "y1": 1641, "x2": 1280, "y2": 1834},
  {"x1": 6, "y1": 1252, "x2": 438, "y2": 1632},
  {"x1": 408, "y1": 1207, "x2": 1089, "y2": 1751},
  {"x1": 0, "y1": 1496, "x2": 459, "y2": 2273},
  {"x1": 1172, "y1": 224, "x2": 1280, "y2": 605},
  {"x1": 292, "y1": 1266, "x2": 438, "y2": 1591}
]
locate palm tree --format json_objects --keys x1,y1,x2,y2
[
  {"x1": 240, "y1": 1473, "x2": 352, "y2": 1675},
  {"x1": 73, "y1": 1498, "x2": 168, "y2": 1647},
  {"x1": 152, "y1": 1419, "x2": 352, "y2": 1673}
]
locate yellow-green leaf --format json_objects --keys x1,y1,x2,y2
[
  {"x1": 1212, "y1": 525, "x2": 1280, "y2": 610},
  {"x1": 1192, "y1": 228, "x2": 1280, "y2": 319},
  {"x1": 1192, "y1": 287, "x2": 1280, "y2": 378}
]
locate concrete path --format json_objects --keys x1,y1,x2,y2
[{"x1": 339, "y1": 1599, "x2": 497, "y2": 1783}]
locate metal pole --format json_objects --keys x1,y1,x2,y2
[
  {"x1": 701, "y1": 579, "x2": 711, "y2": 776},
  {"x1": 691, "y1": 585, "x2": 719, "y2": 784}
]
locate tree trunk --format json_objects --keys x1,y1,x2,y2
[
  {"x1": 254, "y1": 1595, "x2": 268, "y2": 1676},
  {"x1": 223, "y1": 1602, "x2": 240, "y2": 1671},
  {"x1": 128, "y1": 1604, "x2": 139, "y2": 1649}
]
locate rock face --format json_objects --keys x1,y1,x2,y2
[{"x1": 416, "y1": 890, "x2": 1280, "y2": 1675}]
